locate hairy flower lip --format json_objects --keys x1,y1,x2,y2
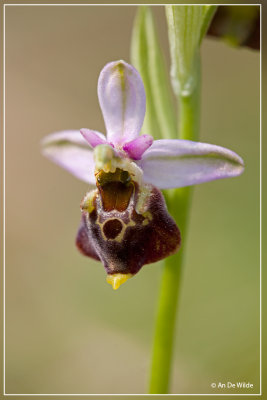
[{"x1": 78, "y1": 175, "x2": 181, "y2": 280}]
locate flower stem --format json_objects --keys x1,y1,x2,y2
[{"x1": 149, "y1": 59, "x2": 200, "y2": 394}]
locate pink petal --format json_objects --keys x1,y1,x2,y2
[
  {"x1": 123, "y1": 134, "x2": 153, "y2": 160},
  {"x1": 80, "y1": 128, "x2": 107, "y2": 148}
]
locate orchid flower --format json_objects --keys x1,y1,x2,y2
[{"x1": 42, "y1": 60, "x2": 244, "y2": 290}]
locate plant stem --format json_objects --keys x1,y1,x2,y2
[{"x1": 149, "y1": 59, "x2": 200, "y2": 394}]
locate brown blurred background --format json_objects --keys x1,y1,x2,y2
[{"x1": 5, "y1": 5, "x2": 260, "y2": 395}]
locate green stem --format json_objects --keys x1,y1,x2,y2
[
  {"x1": 178, "y1": 59, "x2": 200, "y2": 142},
  {"x1": 149, "y1": 59, "x2": 200, "y2": 394}
]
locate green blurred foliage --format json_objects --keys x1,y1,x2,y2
[{"x1": 5, "y1": 5, "x2": 260, "y2": 395}]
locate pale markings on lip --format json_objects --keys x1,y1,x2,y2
[
  {"x1": 94, "y1": 181, "x2": 154, "y2": 242},
  {"x1": 95, "y1": 215, "x2": 135, "y2": 243},
  {"x1": 80, "y1": 172, "x2": 155, "y2": 243},
  {"x1": 142, "y1": 211, "x2": 153, "y2": 226},
  {"x1": 135, "y1": 184, "x2": 152, "y2": 214}
]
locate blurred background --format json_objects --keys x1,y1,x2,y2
[{"x1": 5, "y1": 5, "x2": 260, "y2": 395}]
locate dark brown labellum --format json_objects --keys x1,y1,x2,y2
[{"x1": 76, "y1": 167, "x2": 181, "y2": 288}]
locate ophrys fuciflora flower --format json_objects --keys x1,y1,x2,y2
[{"x1": 42, "y1": 60, "x2": 244, "y2": 289}]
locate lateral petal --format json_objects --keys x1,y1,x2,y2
[
  {"x1": 80, "y1": 128, "x2": 107, "y2": 148},
  {"x1": 123, "y1": 134, "x2": 153, "y2": 160}
]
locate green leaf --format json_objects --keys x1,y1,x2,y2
[
  {"x1": 131, "y1": 6, "x2": 177, "y2": 140},
  {"x1": 165, "y1": 5, "x2": 217, "y2": 96}
]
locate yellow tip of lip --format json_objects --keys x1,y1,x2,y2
[{"x1": 106, "y1": 273, "x2": 133, "y2": 290}]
